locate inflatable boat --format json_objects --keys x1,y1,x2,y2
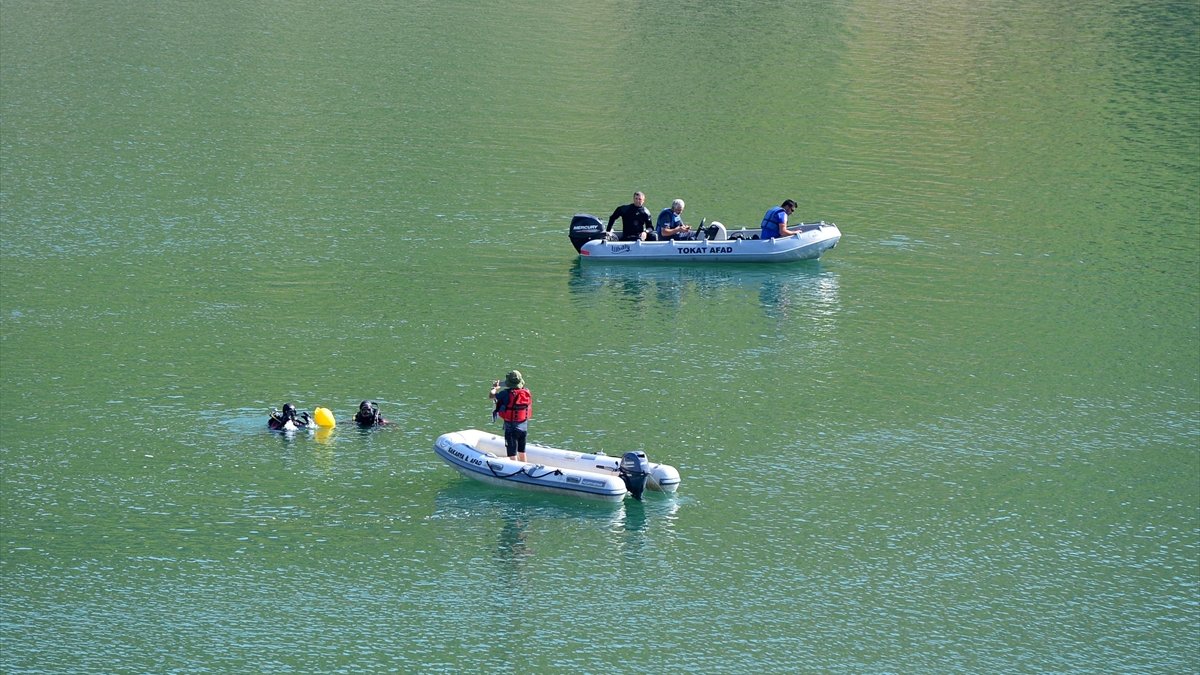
[
  {"x1": 568, "y1": 213, "x2": 840, "y2": 263},
  {"x1": 434, "y1": 429, "x2": 681, "y2": 501}
]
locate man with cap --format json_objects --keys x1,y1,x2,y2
[{"x1": 489, "y1": 370, "x2": 532, "y2": 462}]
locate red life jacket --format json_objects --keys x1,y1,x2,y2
[{"x1": 496, "y1": 388, "x2": 531, "y2": 423}]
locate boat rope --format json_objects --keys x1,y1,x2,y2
[
  {"x1": 487, "y1": 462, "x2": 525, "y2": 478},
  {"x1": 523, "y1": 466, "x2": 564, "y2": 480},
  {"x1": 486, "y1": 462, "x2": 562, "y2": 480}
]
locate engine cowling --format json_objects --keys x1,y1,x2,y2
[
  {"x1": 619, "y1": 451, "x2": 651, "y2": 500},
  {"x1": 569, "y1": 213, "x2": 605, "y2": 252}
]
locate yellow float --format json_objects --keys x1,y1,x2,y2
[{"x1": 313, "y1": 407, "x2": 336, "y2": 428}]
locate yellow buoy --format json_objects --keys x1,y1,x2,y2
[{"x1": 313, "y1": 406, "x2": 336, "y2": 428}]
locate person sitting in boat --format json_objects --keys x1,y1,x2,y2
[
  {"x1": 760, "y1": 199, "x2": 802, "y2": 239},
  {"x1": 268, "y1": 403, "x2": 310, "y2": 431},
  {"x1": 606, "y1": 191, "x2": 655, "y2": 241},
  {"x1": 354, "y1": 400, "x2": 389, "y2": 427},
  {"x1": 656, "y1": 198, "x2": 695, "y2": 240},
  {"x1": 489, "y1": 370, "x2": 532, "y2": 462}
]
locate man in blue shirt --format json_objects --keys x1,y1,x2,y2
[
  {"x1": 656, "y1": 198, "x2": 694, "y2": 240},
  {"x1": 760, "y1": 199, "x2": 800, "y2": 239}
]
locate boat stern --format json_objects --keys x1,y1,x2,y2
[
  {"x1": 569, "y1": 213, "x2": 606, "y2": 252},
  {"x1": 650, "y1": 463, "x2": 682, "y2": 493}
]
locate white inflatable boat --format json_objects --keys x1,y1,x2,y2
[
  {"x1": 569, "y1": 214, "x2": 841, "y2": 263},
  {"x1": 434, "y1": 429, "x2": 681, "y2": 501}
]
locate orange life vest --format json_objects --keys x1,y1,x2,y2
[{"x1": 496, "y1": 388, "x2": 531, "y2": 423}]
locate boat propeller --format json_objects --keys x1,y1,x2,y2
[{"x1": 619, "y1": 451, "x2": 651, "y2": 500}]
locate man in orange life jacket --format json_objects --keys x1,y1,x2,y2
[{"x1": 489, "y1": 370, "x2": 532, "y2": 462}]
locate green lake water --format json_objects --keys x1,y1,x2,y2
[{"x1": 2, "y1": 1, "x2": 1197, "y2": 672}]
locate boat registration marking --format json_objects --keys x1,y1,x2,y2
[
  {"x1": 447, "y1": 445, "x2": 485, "y2": 467},
  {"x1": 676, "y1": 245, "x2": 734, "y2": 255}
]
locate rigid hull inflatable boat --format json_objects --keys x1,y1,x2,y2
[
  {"x1": 568, "y1": 213, "x2": 840, "y2": 263},
  {"x1": 434, "y1": 429, "x2": 681, "y2": 501}
]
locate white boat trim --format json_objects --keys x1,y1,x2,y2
[
  {"x1": 434, "y1": 429, "x2": 681, "y2": 501},
  {"x1": 575, "y1": 220, "x2": 841, "y2": 263}
]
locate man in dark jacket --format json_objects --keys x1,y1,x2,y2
[{"x1": 606, "y1": 191, "x2": 654, "y2": 241}]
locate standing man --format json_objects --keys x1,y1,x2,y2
[
  {"x1": 490, "y1": 370, "x2": 531, "y2": 462},
  {"x1": 607, "y1": 191, "x2": 654, "y2": 241},
  {"x1": 760, "y1": 199, "x2": 801, "y2": 239},
  {"x1": 656, "y1": 198, "x2": 694, "y2": 240}
]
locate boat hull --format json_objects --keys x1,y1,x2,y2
[
  {"x1": 434, "y1": 429, "x2": 680, "y2": 501},
  {"x1": 579, "y1": 223, "x2": 840, "y2": 263}
]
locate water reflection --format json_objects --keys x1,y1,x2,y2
[
  {"x1": 433, "y1": 482, "x2": 626, "y2": 526},
  {"x1": 497, "y1": 512, "x2": 533, "y2": 570},
  {"x1": 431, "y1": 482, "x2": 682, "y2": 572},
  {"x1": 432, "y1": 482, "x2": 623, "y2": 573},
  {"x1": 567, "y1": 259, "x2": 841, "y2": 320},
  {"x1": 615, "y1": 494, "x2": 682, "y2": 559},
  {"x1": 757, "y1": 269, "x2": 842, "y2": 322}
]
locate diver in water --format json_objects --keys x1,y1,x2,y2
[
  {"x1": 268, "y1": 403, "x2": 311, "y2": 431},
  {"x1": 354, "y1": 400, "x2": 389, "y2": 427}
]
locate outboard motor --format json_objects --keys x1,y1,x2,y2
[
  {"x1": 619, "y1": 451, "x2": 651, "y2": 500},
  {"x1": 569, "y1": 213, "x2": 605, "y2": 252}
]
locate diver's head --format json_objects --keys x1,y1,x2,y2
[
  {"x1": 356, "y1": 400, "x2": 379, "y2": 424},
  {"x1": 282, "y1": 403, "x2": 297, "y2": 418}
]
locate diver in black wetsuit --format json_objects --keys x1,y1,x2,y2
[
  {"x1": 268, "y1": 403, "x2": 310, "y2": 430},
  {"x1": 354, "y1": 400, "x2": 389, "y2": 427}
]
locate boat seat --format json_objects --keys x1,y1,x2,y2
[{"x1": 476, "y1": 436, "x2": 508, "y2": 456}]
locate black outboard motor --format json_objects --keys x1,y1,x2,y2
[
  {"x1": 569, "y1": 213, "x2": 605, "y2": 252},
  {"x1": 619, "y1": 451, "x2": 651, "y2": 500}
]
